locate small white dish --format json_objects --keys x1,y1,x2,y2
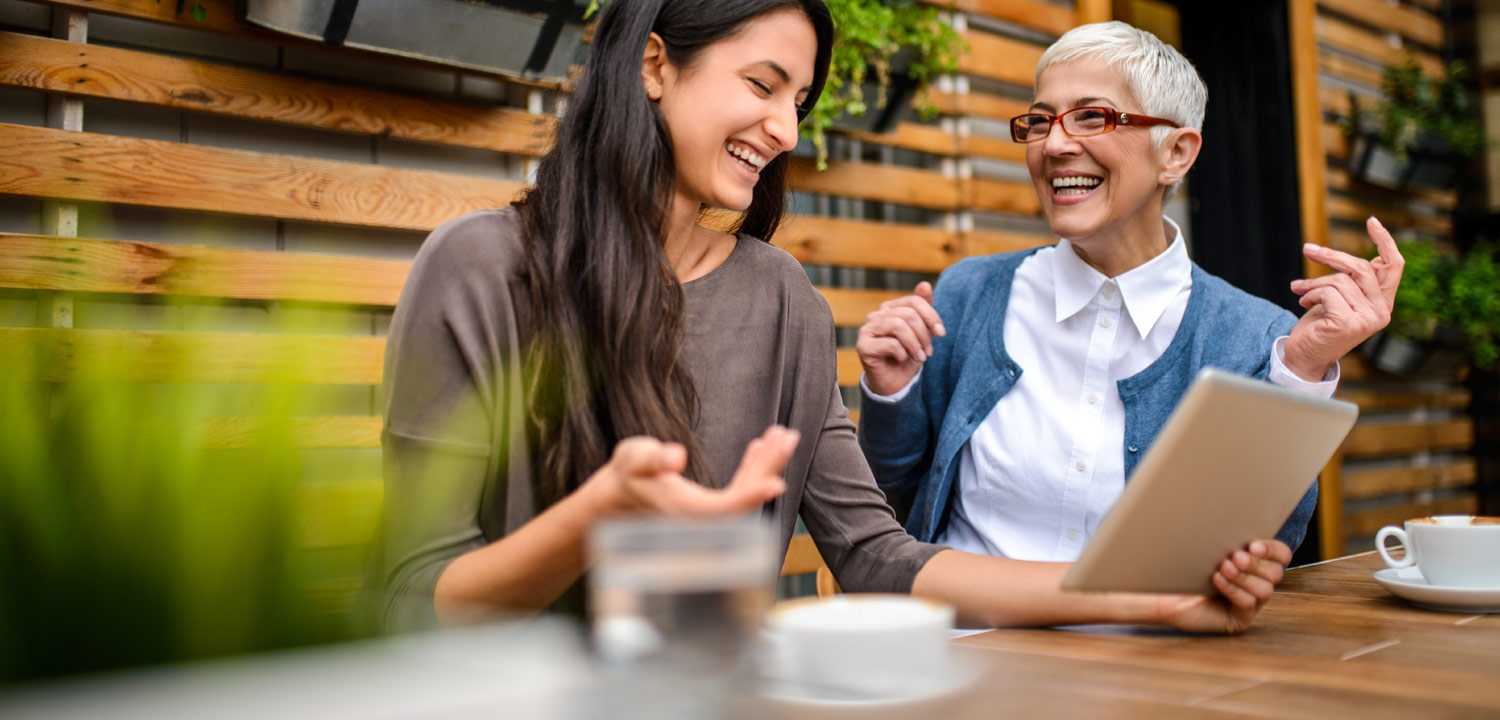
[
  {"x1": 1374, "y1": 567, "x2": 1500, "y2": 613},
  {"x1": 757, "y1": 647, "x2": 988, "y2": 720}
]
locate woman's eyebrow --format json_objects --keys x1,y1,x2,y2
[
  {"x1": 749, "y1": 60, "x2": 815, "y2": 93},
  {"x1": 1029, "y1": 96, "x2": 1119, "y2": 112}
]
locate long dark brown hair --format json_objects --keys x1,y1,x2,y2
[{"x1": 514, "y1": 0, "x2": 833, "y2": 507}]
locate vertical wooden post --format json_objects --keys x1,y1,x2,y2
[
  {"x1": 1076, "y1": 0, "x2": 1112, "y2": 25},
  {"x1": 1289, "y1": 0, "x2": 1342, "y2": 559},
  {"x1": 39, "y1": 8, "x2": 87, "y2": 332}
]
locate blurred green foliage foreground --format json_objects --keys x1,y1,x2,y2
[{"x1": 0, "y1": 329, "x2": 371, "y2": 686}]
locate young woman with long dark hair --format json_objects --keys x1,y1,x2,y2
[{"x1": 375, "y1": 0, "x2": 1291, "y2": 635}]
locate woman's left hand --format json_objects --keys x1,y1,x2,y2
[
  {"x1": 1284, "y1": 216, "x2": 1404, "y2": 381},
  {"x1": 1157, "y1": 539, "x2": 1292, "y2": 634}
]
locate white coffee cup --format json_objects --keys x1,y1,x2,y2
[
  {"x1": 762, "y1": 594, "x2": 955, "y2": 700},
  {"x1": 1375, "y1": 515, "x2": 1500, "y2": 588}
]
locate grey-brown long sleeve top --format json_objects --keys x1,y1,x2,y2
[{"x1": 375, "y1": 209, "x2": 945, "y2": 632}]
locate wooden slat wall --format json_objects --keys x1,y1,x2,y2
[
  {"x1": 1297, "y1": 0, "x2": 1477, "y2": 558},
  {"x1": 0, "y1": 0, "x2": 1102, "y2": 604}
]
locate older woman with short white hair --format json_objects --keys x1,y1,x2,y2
[{"x1": 859, "y1": 22, "x2": 1402, "y2": 614}]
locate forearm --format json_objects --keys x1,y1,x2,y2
[
  {"x1": 910, "y1": 549, "x2": 1163, "y2": 629},
  {"x1": 432, "y1": 478, "x2": 613, "y2": 625}
]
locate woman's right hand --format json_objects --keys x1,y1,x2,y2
[
  {"x1": 855, "y1": 282, "x2": 946, "y2": 396},
  {"x1": 596, "y1": 426, "x2": 798, "y2": 517}
]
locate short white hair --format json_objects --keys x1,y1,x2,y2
[{"x1": 1035, "y1": 21, "x2": 1206, "y2": 198}]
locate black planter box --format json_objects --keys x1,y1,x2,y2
[
  {"x1": 242, "y1": 0, "x2": 590, "y2": 83},
  {"x1": 1360, "y1": 328, "x2": 1469, "y2": 379},
  {"x1": 1347, "y1": 126, "x2": 1466, "y2": 192}
]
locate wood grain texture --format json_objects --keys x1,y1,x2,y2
[
  {"x1": 1343, "y1": 459, "x2": 1478, "y2": 500},
  {"x1": 0, "y1": 232, "x2": 410, "y2": 306},
  {"x1": 0, "y1": 31, "x2": 554, "y2": 157},
  {"x1": 929, "y1": 91, "x2": 1031, "y2": 122},
  {"x1": 1315, "y1": 15, "x2": 1444, "y2": 76},
  {"x1": 789, "y1": 157, "x2": 961, "y2": 210},
  {"x1": 965, "y1": 229, "x2": 1055, "y2": 257},
  {"x1": 836, "y1": 347, "x2": 861, "y2": 388},
  {"x1": 779, "y1": 534, "x2": 827, "y2": 577},
  {"x1": 959, "y1": 30, "x2": 1045, "y2": 88},
  {"x1": 1338, "y1": 387, "x2": 1470, "y2": 413},
  {"x1": 961, "y1": 133, "x2": 1028, "y2": 163},
  {"x1": 819, "y1": 287, "x2": 905, "y2": 327},
  {"x1": 0, "y1": 327, "x2": 385, "y2": 384},
  {"x1": 1291, "y1": 0, "x2": 1331, "y2": 276},
  {"x1": 1317, "y1": 0, "x2": 1444, "y2": 49},
  {"x1": 27, "y1": 0, "x2": 566, "y2": 89},
  {"x1": 1341, "y1": 418, "x2": 1475, "y2": 459},
  {"x1": 200, "y1": 416, "x2": 382, "y2": 450},
  {"x1": 0, "y1": 123, "x2": 525, "y2": 231},
  {"x1": 838, "y1": 122, "x2": 958, "y2": 157},
  {"x1": 1345, "y1": 494, "x2": 1480, "y2": 538},
  {"x1": 776, "y1": 216, "x2": 960, "y2": 273},
  {"x1": 920, "y1": 0, "x2": 1077, "y2": 37},
  {"x1": 1327, "y1": 194, "x2": 1451, "y2": 236},
  {"x1": 963, "y1": 177, "x2": 1042, "y2": 215}
]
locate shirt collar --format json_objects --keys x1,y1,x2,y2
[{"x1": 1053, "y1": 216, "x2": 1191, "y2": 338}]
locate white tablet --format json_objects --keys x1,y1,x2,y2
[{"x1": 1060, "y1": 368, "x2": 1358, "y2": 596}]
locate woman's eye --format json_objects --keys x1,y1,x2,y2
[{"x1": 749, "y1": 79, "x2": 772, "y2": 95}]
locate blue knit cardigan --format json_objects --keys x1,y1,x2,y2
[{"x1": 857, "y1": 247, "x2": 1318, "y2": 552}]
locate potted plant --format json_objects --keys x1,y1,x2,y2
[
  {"x1": 803, "y1": 0, "x2": 964, "y2": 167},
  {"x1": 1362, "y1": 240, "x2": 1500, "y2": 377},
  {"x1": 1345, "y1": 57, "x2": 1487, "y2": 191}
]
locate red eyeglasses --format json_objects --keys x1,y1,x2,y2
[{"x1": 1009, "y1": 107, "x2": 1180, "y2": 143}]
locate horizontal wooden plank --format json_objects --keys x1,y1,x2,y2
[
  {"x1": 0, "y1": 327, "x2": 385, "y2": 384},
  {"x1": 201, "y1": 416, "x2": 382, "y2": 450},
  {"x1": 790, "y1": 157, "x2": 960, "y2": 209},
  {"x1": 0, "y1": 31, "x2": 554, "y2": 157},
  {"x1": 780, "y1": 533, "x2": 826, "y2": 576},
  {"x1": 837, "y1": 347, "x2": 861, "y2": 387},
  {"x1": 1328, "y1": 195, "x2": 1450, "y2": 236},
  {"x1": 1317, "y1": 0, "x2": 1444, "y2": 49},
  {"x1": 1315, "y1": 15, "x2": 1444, "y2": 76},
  {"x1": 1343, "y1": 458, "x2": 1477, "y2": 500},
  {"x1": 1338, "y1": 352, "x2": 1468, "y2": 383},
  {"x1": 921, "y1": 0, "x2": 1076, "y2": 37},
  {"x1": 961, "y1": 133, "x2": 1028, "y2": 164},
  {"x1": 965, "y1": 229, "x2": 1054, "y2": 257},
  {"x1": 1320, "y1": 52, "x2": 1384, "y2": 90},
  {"x1": 1337, "y1": 387, "x2": 1470, "y2": 413},
  {"x1": 838, "y1": 122, "x2": 957, "y2": 157},
  {"x1": 1326, "y1": 166, "x2": 1457, "y2": 210},
  {"x1": 0, "y1": 123, "x2": 525, "y2": 231},
  {"x1": 776, "y1": 216, "x2": 959, "y2": 273},
  {"x1": 959, "y1": 30, "x2": 1044, "y2": 88},
  {"x1": 1344, "y1": 493, "x2": 1478, "y2": 538},
  {"x1": 929, "y1": 91, "x2": 1030, "y2": 123},
  {"x1": 0, "y1": 232, "x2": 410, "y2": 306},
  {"x1": 821, "y1": 288, "x2": 905, "y2": 327},
  {"x1": 1341, "y1": 418, "x2": 1474, "y2": 459},
  {"x1": 963, "y1": 177, "x2": 1042, "y2": 216},
  {"x1": 28, "y1": 0, "x2": 565, "y2": 89}
]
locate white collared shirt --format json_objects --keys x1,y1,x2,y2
[{"x1": 865, "y1": 217, "x2": 1337, "y2": 561}]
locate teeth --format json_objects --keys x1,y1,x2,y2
[
  {"x1": 726, "y1": 143, "x2": 768, "y2": 171},
  {"x1": 1051, "y1": 176, "x2": 1102, "y2": 189}
]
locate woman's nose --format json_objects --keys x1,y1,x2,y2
[{"x1": 766, "y1": 101, "x2": 799, "y2": 153}]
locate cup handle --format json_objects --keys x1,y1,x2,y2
[{"x1": 1375, "y1": 526, "x2": 1413, "y2": 569}]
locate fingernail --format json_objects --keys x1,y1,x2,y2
[
  {"x1": 916, "y1": 349, "x2": 926, "y2": 362},
  {"x1": 935, "y1": 323, "x2": 947, "y2": 337},
  {"x1": 1303, "y1": 243, "x2": 1319, "y2": 252}
]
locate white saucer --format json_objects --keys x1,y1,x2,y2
[
  {"x1": 756, "y1": 648, "x2": 988, "y2": 719},
  {"x1": 1373, "y1": 567, "x2": 1500, "y2": 613}
]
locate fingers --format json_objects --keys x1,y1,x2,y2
[
  {"x1": 1299, "y1": 244, "x2": 1384, "y2": 309},
  {"x1": 1296, "y1": 285, "x2": 1354, "y2": 321},
  {"x1": 1366, "y1": 216, "x2": 1405, "y2": 302},
  {"x1": 912, "y1": 283, "x2": 945, "y2": 336},
  {"x1": 874, "y1": 308, "x2": 934, "y2": 361},
  {"x1": 1250, "y1": 539, "x2": 1292, "y2": 566},
  {"x1": 732, "y1": 426, "x2": 800, "y2": 485},
  {"x1": 610, "y1": 437, "x2": 686, "y2": 478}
]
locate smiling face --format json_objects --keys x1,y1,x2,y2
[
  {"x1": 649, "y1": 8, "x2": 817, "y2": 215},
  {"x1": 1026, "y1": 60, "x2": 1179, "y2": 255}
]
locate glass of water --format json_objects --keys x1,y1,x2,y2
[{"x1": 588, "y1": 516, "x2": 777, "y2": 717}]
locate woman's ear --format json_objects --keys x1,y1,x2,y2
[
  {"x1": 1158, "y1": 127, "x2": 1203, "y2": 186},
  {"x1": 641, "y1": 32, "x2": 669, "y2": 100}
]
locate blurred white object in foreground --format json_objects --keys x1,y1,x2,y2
[{"x1": 0, "y1": 619, "x2": 593, "y2": 720}]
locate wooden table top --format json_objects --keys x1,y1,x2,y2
[{"x1": 950, "y1": 552, "x2": 1500, "y2": 719}]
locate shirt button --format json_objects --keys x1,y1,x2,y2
[
  {"x1": 1067, "y1": 529, "x2": 1079, "y2": 541},
  {"x1": 1086, "y1": 393, "x2": 1098, "y2": 405},
  {"x1": 1128, "y1": 445, "x2": 1139, "y2": 453},
  {"x1": 1075, "y1": 460, "x2": 1086, "y2": 471},
  {"x1": 1100, "y1": 318, "x2": 1112, "y2": 328}
]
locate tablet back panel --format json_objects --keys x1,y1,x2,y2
[{"x1": 1060, "y1": 368, "x2": 1358, "y2": 595}]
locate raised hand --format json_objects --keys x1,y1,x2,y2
[
  {"x1": 855, "y1": 281, "x2": 947, "y2": 396},
  {"x1": 1285, "y1": 216, "x2": 1405, "y2": 381},
  {"x1": 598, "y1": 426, "x2": 796, "y2": 517},
  {"x1": 1157, "y1": 539, "x2": 1292, "y2": 634}
]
